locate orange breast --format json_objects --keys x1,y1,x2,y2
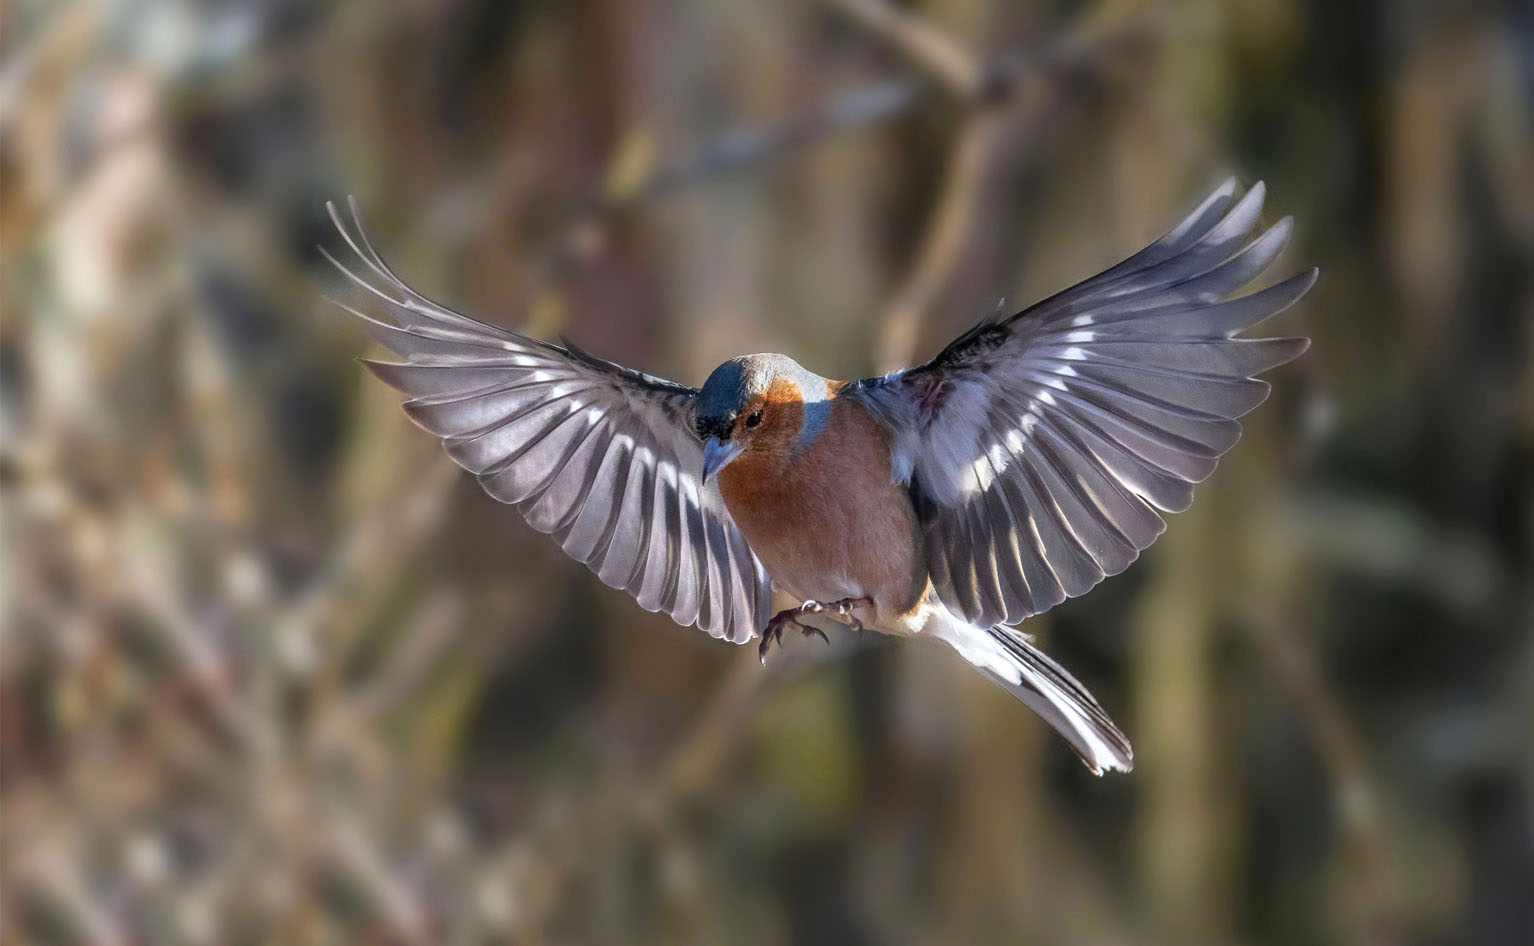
[{"x1": 718, "y1": 396, "x2": 926, "y2": 620}]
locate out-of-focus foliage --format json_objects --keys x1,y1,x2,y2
[{"x1": 1, "y1": 1, "x2": 1530, "y2": 944}]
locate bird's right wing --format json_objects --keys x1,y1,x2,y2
[{"x1": 323, "y1": 200, "x2": 773, "y2": 644}]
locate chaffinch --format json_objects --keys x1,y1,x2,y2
[{"x1": 325, "y1": 178, "x2": 1315, "y2": 774}]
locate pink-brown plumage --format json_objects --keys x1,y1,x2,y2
[{"x1": 717, "y1": 386, "x2": 926, "y2": 628}]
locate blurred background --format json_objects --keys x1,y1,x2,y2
[{"x1": 2, "y1": 1, "x2": 1530, "y2": 944}]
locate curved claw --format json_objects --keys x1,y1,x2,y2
[
  {"x1": 757, "y1": 596, "x2": 872, "y2": 665},
  {"x1": 758, "y1": 624, "x2": 781, "y2": 665}
]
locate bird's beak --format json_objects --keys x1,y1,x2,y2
[{"x1": 702, "y1": 437, "x2": 745, "y2": 481}]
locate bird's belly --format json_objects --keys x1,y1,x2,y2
[
  {"x1": 747, "y1": 533, "x2": 864, "y2": 605},
  {"x1": 717, "y1": 430, "x2": 926, "y2": 626},
  {"x1": 728, "y1": 493, "x2": 916, "y2": 608}
]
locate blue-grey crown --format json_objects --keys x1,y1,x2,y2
[{"x1": 694, "y1": 354, "x2": 825, "y2": 441}]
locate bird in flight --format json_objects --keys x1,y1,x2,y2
[{"x1": 323, "y1": 179, "x2": 1315, "y2": 774}]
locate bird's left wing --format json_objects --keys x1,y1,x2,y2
[
  {"x1": 847, "y1": 179, "x2": 1315, "y2": 628},
  {"x1": 322, "y1": 200, "x2": 772, "y2": 644}
]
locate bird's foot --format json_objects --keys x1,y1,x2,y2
[
  {"x1": 800, "y1": 597, "x2": 871, "y2": 634},
  {"x1": 758, "y1": 596, "x2": 872, "y2": 664},
  {"x1": 759, "y1": 608, "x2": 823, "y2": 664}
]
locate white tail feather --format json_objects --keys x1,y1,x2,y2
[{"x1": 929, "y1": 611, "x2": 1133, "y2": 774}]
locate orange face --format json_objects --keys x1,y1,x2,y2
[
  {"x1": 698, "y1": 357, "x2": 836, "y2": 481},
  {"x1": 723, "y1": 378, "x2": 807, "y2": 462}
]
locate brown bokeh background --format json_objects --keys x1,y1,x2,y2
[{"x1": 2, "y1": 1, "x2": 1530, "y2": 944}]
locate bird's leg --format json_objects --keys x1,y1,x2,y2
[
  {"x1": 799, "y1": 596, "x2": 872, "y2": 634},
  {"x1": 758, "y1": 596, "x2": 873, "y2": 664}
]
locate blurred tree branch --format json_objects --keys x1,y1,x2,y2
[
  {"x1": 518, "y1": 8, "x2": 1150, "y2": 333},
  {"x1": 1242, "y1": 610, "x2": 1403, "y2": 946},
  {"x1": 826, "y1": 0, "x2": 988, "y2": 99}
]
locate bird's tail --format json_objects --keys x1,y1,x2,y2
[{"x1": 929, "y1": 616, "x2": 1133, "y2": 775}]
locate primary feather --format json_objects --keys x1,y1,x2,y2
[
  {"x1": 849, "y1": 178, "x2": 1315, "y2": 627},
  {"x1": 322, "y1": 199, "x2": 773, "y2": 644}
]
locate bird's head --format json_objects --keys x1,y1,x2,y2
[{"x1": 695, "y1": 354, "x2": 831, "y2": 480}]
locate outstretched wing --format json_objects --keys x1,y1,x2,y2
[
  {"x1": 322, "y1": 199, "x2": 773, "y2": 643},
  {"x1": 849, "y1": 179, "x2": 1316, "y2": 627}
]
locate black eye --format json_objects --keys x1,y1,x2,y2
[{"x1": 745, "y1": 410, "x2": 763, "y2": 429}]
